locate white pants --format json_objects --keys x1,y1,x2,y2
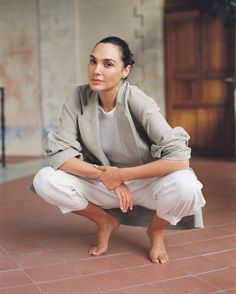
[{"x1": 33, "y1": 167, "x2": 205, "y2": 226}]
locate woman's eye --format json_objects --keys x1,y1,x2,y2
[{"x1": 105, "y1": 63, "x2": 113, "y2": 68}]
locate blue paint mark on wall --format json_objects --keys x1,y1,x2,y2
[
  {"x1": 0, "y1": 124, "x2": 58, "y2": 143},
  {"x1": 0, "y1": 125, "x2": 36, "y2": 140}
]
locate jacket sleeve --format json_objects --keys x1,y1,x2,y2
[
  {"x1": 44, "y1": 87, "x2": 84, "y2": 169},
  {"x1": 128, "y1": 87, "x2": 191, "y2": 160}
]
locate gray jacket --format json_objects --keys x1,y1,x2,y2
[{"x1": 44, "y1": 81, "x2": 191, "y2": 169}]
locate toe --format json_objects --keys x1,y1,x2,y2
[
  {"x1": 149, "y1": 253, "x2": 159, "y2": 264},
  {"x1": 150, "y1": 251, "x2": 169, "y2": 264},
  {"x1": 159, "y1": 253, "x2": 169, "y2": 264},
  {"x1": 89, "y1": 246, "x2": 106, "y2": 256},
  {"x1": 88, "y1": 247, "x2": 98, "y2": 255}
]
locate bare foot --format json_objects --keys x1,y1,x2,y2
[
  {"x1": 147, "y1": 227, "x2": 169, "y2": 264},
  {"x1": 89, "y1": 216, "x2": 119, "y2": 256}
]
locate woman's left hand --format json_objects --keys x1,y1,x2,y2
[
  {"x1": 114, "y1": 183, "x2": 133, "y2": 213},
  {"x1": 94, "y1": 165, "x2": 123, "y2": 190}
]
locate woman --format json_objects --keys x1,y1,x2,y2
[{"x1": 33, "y1": 36, "x2": 205, "y2": 264}]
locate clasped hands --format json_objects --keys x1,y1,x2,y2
[{"x1": 94, "y1": 165, "x2": 133, "y2": 213}]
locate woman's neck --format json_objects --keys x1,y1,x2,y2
[
  {"x1": 98, "y1": 82, "x2": 122, "y2": 112},
  {"x1": 98, "y1": 97, "x2": 116, "y2": 112}
]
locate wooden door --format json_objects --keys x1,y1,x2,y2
[{"x1": 165, "y1": 9, "x2": 235, "y2": 157}]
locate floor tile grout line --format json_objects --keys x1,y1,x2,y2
[
  {"x1": 0, "y1": 241, "x2": 69, "y2": 274},
  {"x1": 25, "y1": 264, "x2": 189, "y2": 287},
  {"x1": 202, "y1": 248, "x2": 236, "y2": 256},
  {"x1": 0, "y1": 282, "x2": 37, "y2": 291},
  {"x1": 164, "y1": 222, "x2": 236, "y2": 235},
  {"x1": 4, "y1": 259, "x2": 67, "y2": 272},
  {"x1": 0, "y1": 244, "x2": 12, "y2": 257},
  {"x1": 0, "y1": 245, "x2": 235, "y2": 271},
  {"x1": 78, "y1": 251, "x2": 133, "y2": 261},
  {"x1": 20, "y1": 264, "x2": 126, "y2": 286},
  {"x1": 101, "y1": 282, "x2": 153, "y2": 293},
  {"x1": 167, "y1": 233, "x2": 236, "y2": 248},
  {"x1": 148, "y1": 273, "x2": 192, "y2": 284},
  {"x1": 1, "y1": 247, "x2": 234, "y2": 273},
  {"x1": 36, "y1": 240, "x2": 74, "y2": 265},
  {"x1": 170, "y1": 249, "x2": 236, "y2": 263},
  {"x1": 151, "y1": 273, "x2": 221, "y2": 292},
  {"x1": 0, "y1": 234, "x2": 236, "y2": 261},
  {"x1": 172, "y1": 263, "x2": 229, "y2": 277},
  {"x1": 0, "y1": 250, "x2": 134, "y2": 272},
  {"x1": 35, "y1": 285, "x2": 45, "y2": 293},
  {"x1": 195, "y1": 266, "x2": 231, "y2": 276},
  {"x1": 223, "y1": 287, "x2": 236, "y2": 291},
  {"x1": 21, "y1": 258, "x2": 47, "y2": 294},
  {"x1": 0, "y1": 248, "x2": 57, "y2": 266},
  {"x1": 193, "y1": 273, "x2": 225, "y2": 292},
  {"x1": 2, "y1": 231, "x2": 236, "y2": 256}
]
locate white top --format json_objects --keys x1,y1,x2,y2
[{"x1": 98, "y1": 105, "x2": 131, "y2": 166}]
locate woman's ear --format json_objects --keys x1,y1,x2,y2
[{"x1": 122, "y1": 65, "x2": 132, "y2": 79}]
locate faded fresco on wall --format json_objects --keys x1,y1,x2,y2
[{"x1": 0, "y1": 0, "x2": 42, "y2": 155}]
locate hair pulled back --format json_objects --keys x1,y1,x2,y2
[{"x1": 96, "y1": 36, "x2": 135, "y2": 68}]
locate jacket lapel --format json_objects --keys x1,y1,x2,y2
[
  {"x1": 116, "y1": 82, "x2": 143, "y2": 165},
  {"x1": 78, "y1": 91, "x2": 110, "y2": 166}
]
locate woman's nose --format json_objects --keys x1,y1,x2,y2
[{"x1": 93, "y1": 64, "x2": 102, "y2": 75}]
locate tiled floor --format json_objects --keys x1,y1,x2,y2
[{"x1": 0, "y1": 157, "x2": 235, "y2": 293}]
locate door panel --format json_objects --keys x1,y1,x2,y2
[
  {"x1": 165, "y1": 9, "x2": 235, "y2": 157},
  {"x1": 197, "y1": 108, "x2": 225, "y2": 146},
  {"x1": 202, "y1": 79, "x2": 227, "y2": 104},
  {"x1": 203, "y1": 18, "x2": 233, "y2": 72},
  {"x1": 175, "y1": 18, "x2": 199, "y2": 72}
]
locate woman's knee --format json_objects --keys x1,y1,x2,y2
[
  {"x1": 171, "y1": 171, "x2": 203, "y2": 205},
  {"x1": 33, "y1": 167, "x2": 56, "y2": 197},
  {"x1": 155, "y1": 170, "x2": 204, "y2": 215},
  {"x1": 33, "y1": 167, "x2": 89, "y2": 212}
]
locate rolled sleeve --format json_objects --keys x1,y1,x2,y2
[
  {"x1": 48, "y1": 148, "x2": 83, "y2": 170},
  {"x1": 44, "y1": 133, "x2": 84, "y2": 169},
  {"x1": 151, "y1": 127, "x2": 191, "y2": 160}
]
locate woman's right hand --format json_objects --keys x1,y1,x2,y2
[{"x1": 114, "y1": 184, "x2": 133, "y2": 213}]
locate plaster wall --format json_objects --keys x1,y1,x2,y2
[
  {"x1": 0, "y1": 0, "x2": 42, "y2": 155},
  {"x1": 39, "y1": 0, "x2": 77, "y2": 135}
]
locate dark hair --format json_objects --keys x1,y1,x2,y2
[{"x1": 96, "y1": 36, "x2": 135, "y2": 68}]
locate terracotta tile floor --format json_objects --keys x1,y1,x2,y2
[{"x1": 0, "y1": 157, "x2": 235, "y2": 293}]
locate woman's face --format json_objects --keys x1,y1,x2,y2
[{"x1": 87, "y1": 42, "x2": 130, "y2": 93}]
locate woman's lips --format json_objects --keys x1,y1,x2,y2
[{"x1": 91, "y1": 79, "x2": 103, "y2": 85}]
